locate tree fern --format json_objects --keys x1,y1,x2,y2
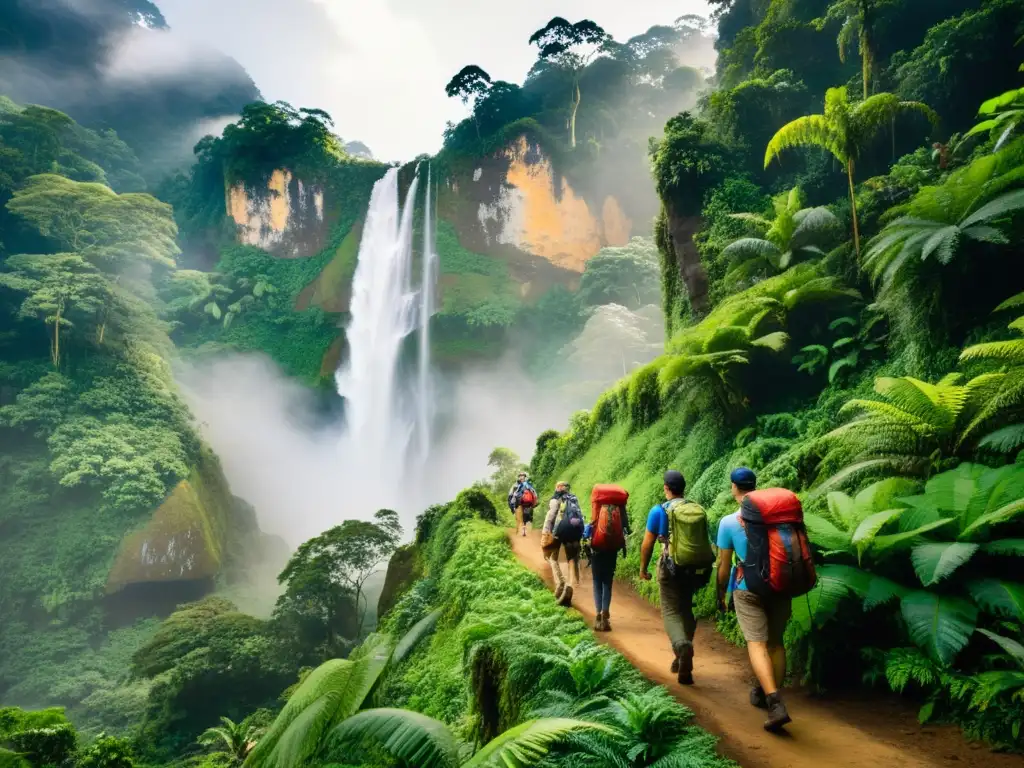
[{"x1": 766, "y1": 86, "x2": 936, "y2": 255}]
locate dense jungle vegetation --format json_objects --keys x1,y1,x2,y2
[{"x1": 3, "y1": 0, "x2": 1024, "y2": 766}]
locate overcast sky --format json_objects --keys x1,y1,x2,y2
[{"x1": 155, "y1": 0, "x2": 713, "y2": 162}]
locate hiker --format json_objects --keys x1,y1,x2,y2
[
  {"x1": 640, "y1": 470, "x2": 715, "y2": 685},
  {"x1": 716, "y1": 467, "x2": 816, "y2": 732},
  {"x1": 542, "y1": 481, "x2": 584, "y2": 606},
  {"x1": 587, "y1": 484, "x2": 631, "y2": 631},
  {"x1": 508, "y1": 472, "x2": 537, "y2": 537}
]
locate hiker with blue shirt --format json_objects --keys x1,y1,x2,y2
[
  {"x1": 716, "y1": 467, "x2": 793, "y2": 732},
  {"x1": 639, "y1": 470, "x2": 715, "y2": 685}
]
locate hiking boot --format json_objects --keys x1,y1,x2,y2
[
  {"x1": 560, "y1": 585, "x2": 574, "y2": 606},
  {"x1": 763, "y1": 694, "x2": 791, "y2": 732},
  {"x1": 676, "y1": 644, "x2": 694, "y2": 685},
  {"x1": 603, "y1": 611, "x2": 612, "y2": 631},
  {"x1": 750, "y1": 685, "x2": 768, "y2": 709},
  {"x1": 554, "y1": 583, "x2": 565, "y2": 600},
  {"x1": 594, "y1": 614, "x2": 606, "y2": 632},
  {"x1": 670, "y1": 656, "x2": 680, "y2": 674}
]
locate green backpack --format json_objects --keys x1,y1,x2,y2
[{"x1": 664, "y1": 498, "x2": 715, "y2": 568}]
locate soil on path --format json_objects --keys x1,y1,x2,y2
[{"x1": 509, "y1": 529, "x2": 1020, "y2": 768}]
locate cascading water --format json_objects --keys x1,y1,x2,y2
[
  {"x1": 335, "y1": 167, "x2": 423, "y2": 501},
  {"x1": 416, "y1": 166, "x2": 438, "y2": 465}
]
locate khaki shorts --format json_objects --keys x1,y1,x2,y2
[{"x1": 733, "y1": 590, "x2": 791, "y2": 645}]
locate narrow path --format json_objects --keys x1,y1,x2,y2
[{"x1": 509, "y1": 529, "x2": 1017, "y2": 768}]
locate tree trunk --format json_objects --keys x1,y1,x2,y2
[
  {"x1": 847, "y1": 159, "x2": 861, "y2": 258},
  {"x1": 52, "y1": 305, "x2": 61, "y2": 369},
  {"x1": 665, "y1": 202, "x2": 710, "y2": 316},
  {"x1": 569, "y1": 78, "x2": 581, "y2": 149}
]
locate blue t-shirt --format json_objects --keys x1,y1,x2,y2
[
  {"x1": 645, "y1": 504, "x2": 670, "y2": 538},
  {"x1": 716, "y1": 511, "x2": 748, "y2": 592}
]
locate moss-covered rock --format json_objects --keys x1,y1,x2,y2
[
  {"x1": 105, "y1": 448, "x2": 248, "y2": 594},
  {"x1": 376, "y1": 544, "x2": 423, "y2": 620}
]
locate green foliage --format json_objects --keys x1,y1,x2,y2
[
  {"x1": 275, "y1": 511, "x2": 402, "y2": 659},
  {"x1": 76, "y1": 734, "x2": 136, "y2": 768},
  {"x1": 577, "y1": 237, "x2": 661, "y2": 310}
]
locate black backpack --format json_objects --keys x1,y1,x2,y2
[{"x1": 554, "y1": 493, "x2": 585, "y2": 543}]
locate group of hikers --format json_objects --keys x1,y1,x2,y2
[{"x1": 508, "y1": 466, "x2": 816, "y2": 733}]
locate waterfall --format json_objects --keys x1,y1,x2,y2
[
  {"x1": 416, "y1": 165, "x2": 437, "y2": 464},
  {"x1": 335, "y1": 167, "x2": 422, "y2": 497}
]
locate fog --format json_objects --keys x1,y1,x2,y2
[{"x1": 176, "y1": 354, "x2": 577, "y2": 547}]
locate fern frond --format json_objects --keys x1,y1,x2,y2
[{"x1": 765, "y1": 114, "x2": 842, "y2": 168}]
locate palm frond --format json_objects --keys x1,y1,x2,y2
[
  {"x1": 910, "y1": 543, "x2": 979, "y2": 586},
  {"x1": 465, "y1": 718, "x2": 611, "y2": 768},
  {"x1": 331, "y1": 708, "x2": 459, "y2": 768},
  {"x1": 765, "y1": 114, "x2": 842, "y2": 168},
  {"x1": 790, "y1": 207, "x2": 840, "y2": 250},
  {"x1": 960, "y1": 187, "x2": 1024, "y2": 229},
  {"x1": 979, "y1": 423, "x2": 1024, "y2": 452},
  {"x1": 393, "y1": 609, "x2": 442, "y2": 664}
]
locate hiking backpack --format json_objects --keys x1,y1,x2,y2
[
  {"x1": 554, "y1": 493, "x2": 585, "y2": 543},
  {"x1": 590, "y1": 484, "x2": 628, "y2": 552},
  {"x1": 738, "y1": 488, "x2": 817, "y2": 598},
  {"x1": 664, "y1": 498, "x2": 715, "y2": 568},
  {"x1": 520, "y1": 486, "x2": 538, "y2": 508}
]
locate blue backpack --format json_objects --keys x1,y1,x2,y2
[{"x1": 554, "y1": 494, "x2": 585, "y2": 542}]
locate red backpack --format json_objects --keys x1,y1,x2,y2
[
  {"x1": 590, "y1": 484, "x2": 628, "y2": 552},
  {"x1": 520, "y1": 487, "x2": 537, "y2": 508},
  {"x1": 738, "y1": 488, "x2": 817, "y2": 598}
]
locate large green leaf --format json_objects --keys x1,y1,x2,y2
[
  {"x1": 245, "y1": 635, "x2": 394, "y2": 768},
  {"x1": 851, "y1": 509, "x2": 902, "y2": 561},
  {"x1": 331, "y1": 708, "x2": 459, "y2": 768},
  {"x1": 977, "y1": 628, "x2": 1024, "y2": 667},
  {"x1": 900, "y1": 591, "x2": 977, "y2": 666},
  {"x1": 910, "y1": 543, "x2": 979, "y2": 586},
  {"x1": 960, "y1": 498, "x2": 1024, "y2": 540},
  {"x1": 983, "y1": 539, "x2": 1024, "y2": 556},
  {"x1": 968, "y1": 579, "x2": 1024, "y2": 621},
  {"x1": 804, "y1": 513, "x2": 850, "y2": 552},
  {"x1": 871, "y1": 518, "x2": 954, "y2": 555},
  {"x1": 863, "y1": 574, "x2": 911, "y2": 610},
  {"x1": 791, "y1": 564, "x2": 871, "y2": 633},
  {"x1": 393, "y1": 609, "x2": 442, "y2": 664},
  {"x1": 826, "y1": 491, "x2": 855, "y2": 527},
  {"x1": 464, "y1": 718, "x2": 609, "y2": 768}
]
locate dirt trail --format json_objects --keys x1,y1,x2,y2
[{"x1": 509, "y1": 529, "x2": 1019, "y2": 768}]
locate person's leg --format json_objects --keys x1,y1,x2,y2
[
  {"x1": 544, "y1": 544, "x2": 565, "y2": 591},
  {"x1": 767, "y1": 595, "x2": 792, "y2": 688},
  {"x1": 680, "y1": 569, "x2": 699, "y2": 643},
  {"x1": 602, "y1": 558, "x2": 614, "y2": 613},
  {"x1": 658, "y1": 567, "x2": 693, "y2": 682},
  {"x1": 734, "y1": 591, "x2": 791, "y2": 730},
  {"x1": 591, "y1": 554, "x2": 605, "y2": 614}
]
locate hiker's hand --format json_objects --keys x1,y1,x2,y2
[
  {"x1": 717, "y1": 597, "x2": 728, "y2": 613},
  {"x1": 639, "y1": 570, "x2": 651, "y2": 581}
]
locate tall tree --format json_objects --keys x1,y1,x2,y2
[
  {"x1": 275, "y1": 509, "x2": 402, "y2": 652},
  {"x1": 0, "y1": 253, "x2": 107, "y2": 367},
  {"x1": 445, "y1": 65, "x2": 493, "y2": 139},
  {"x1": 820, "y1": 0, "x2": 887, "y2": 99},
  {"x1": 529, "y1": 17, "x2": 611, "y2": 148},
  {"x1": 764, "y1": 86, "x2": 936, "y2": 257}
]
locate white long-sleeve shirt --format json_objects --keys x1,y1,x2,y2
[{"x1": 543, "y1": 495, "x2": 563, "y2": 535}]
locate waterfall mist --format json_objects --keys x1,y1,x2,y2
[{"x1": 177, "y1": 354, "x2": 574, "y2": 547}]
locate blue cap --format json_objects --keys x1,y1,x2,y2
[{"x1": 730, "y1": 467, "x2": 756, "y2": 490}]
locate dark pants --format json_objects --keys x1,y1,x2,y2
[
  {"x1": 658, "y1": 561, "x2": 711, "y2": 654},
  {"x1": 591, "y1": 550, "x2": 617, "y2": 612}
]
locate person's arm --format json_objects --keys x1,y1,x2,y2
[
  {"x1": 639, "y1": 529, "x2": 657, "y2": 580},
  {"x1": 715, "y1": 517, "x2": 733, "y2": 612},
  {"x1": 542, "y1": 498, "x2": 559, "y2": 534},
  {"x1": 716, "y1": 548, "x2": 733, "y2": 612}
]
